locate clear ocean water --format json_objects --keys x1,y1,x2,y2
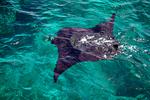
[{"x1": 0, "y1": 0, "x2": 150, "y2": 100}]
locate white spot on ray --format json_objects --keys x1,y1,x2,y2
[
  {"x1": 103, "y1": 55, "x2": 107, "y2": 58},
  {"x1": 79, "y1": 37, "x2": 88, "y2": 43},
  {"x1": 86, "y1": 35, "x2": 94, "y2": 39}
]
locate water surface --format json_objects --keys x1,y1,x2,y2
[{"x1": 0, "y1": 0, "x2": 150, "y2": 100}]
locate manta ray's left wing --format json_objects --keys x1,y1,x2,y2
[{"x1": 51, "y1": 29, "x2": 81, "y2": 82}]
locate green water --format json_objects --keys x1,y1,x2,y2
[{"x1": 0, "y1": 0, "x2": 150, "y2": 100}]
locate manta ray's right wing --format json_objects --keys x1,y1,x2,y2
[{"x1": 92, "y1": 13, "x2": 116, "y2": 38}]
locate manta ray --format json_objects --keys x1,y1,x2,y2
[{"x1": 51, "y1": 13, "x2": 119, "y2": 82}]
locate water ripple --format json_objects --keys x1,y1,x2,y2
[{"x1": 0, "y1": 0, "x2": 150, "y2": 99}]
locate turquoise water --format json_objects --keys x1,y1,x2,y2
[{"x1": 0, "y1": 0, "x2": 150, "y2": 99}]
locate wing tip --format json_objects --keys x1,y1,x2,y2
[{"x1": 54, "y1": 72, "x2": 59, "y2": 83}]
